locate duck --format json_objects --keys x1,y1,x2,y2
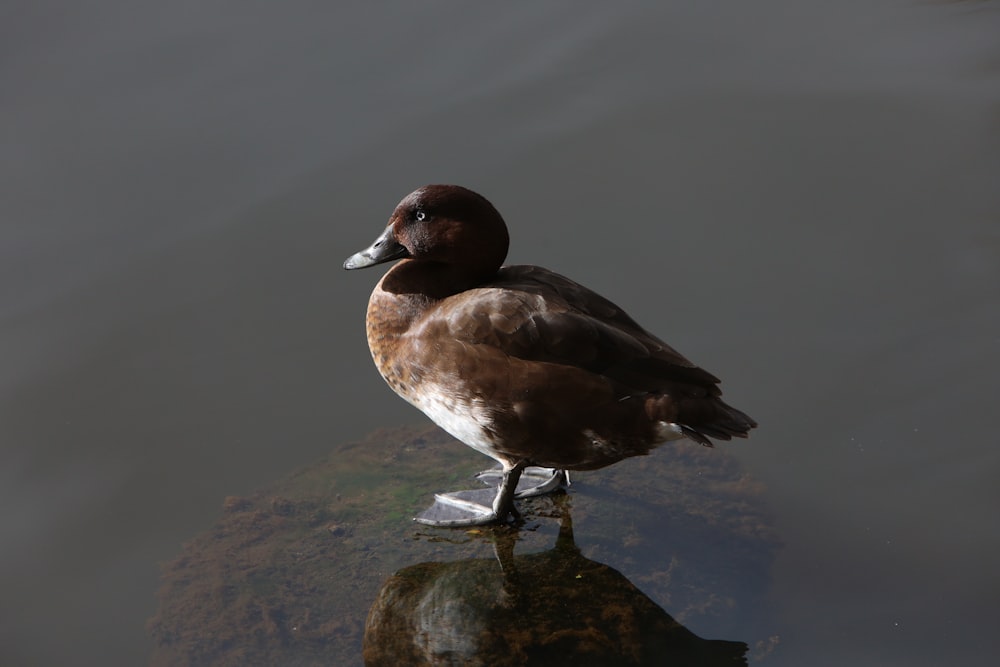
[{"x1": 344, "y1": 185, "x2": 756, "y2": 526}]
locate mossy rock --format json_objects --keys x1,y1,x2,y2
[{"x1": 148, "y1": 425, "x2": 779, "y2": 666}]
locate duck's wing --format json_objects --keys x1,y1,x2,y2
[{"x1": 439, "y1": 265, "x2": 723, "y2": 395}]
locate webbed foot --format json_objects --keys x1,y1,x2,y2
[
  {"x1": 476, "y1": 466, "x2": 568, "y2": 497},
  {"x1": 414, "y1": 488, "x2": 511, "y2": 527},
  {"x1": 415, "y1": 464, "x2": 528, "y2": 527}
]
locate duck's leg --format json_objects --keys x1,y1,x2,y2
[
  {"x1": 491, "y1": 464, "x2": 524, "y2": 519},
  {"x1": 476, "y1": 466, "x2": 569, "y2": 497},
  {"x1": 414, "y1": 461, "x2": 526, "y2": 527}
]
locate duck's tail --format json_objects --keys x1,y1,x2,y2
[{"x1": 678, "y1": 398, "x2": 757, "y2": 447}]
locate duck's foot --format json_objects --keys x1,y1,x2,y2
[
  {"x1": 414, "y1": 488, "x2": 514, "y2": 527},
  {"x1": 415, "y1": 464, "x2": 526, "y2": 527},
  {"x1": 476, "y1": 466, "x2": 569, "y2": 498}
]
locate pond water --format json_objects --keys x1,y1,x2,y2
[{"x1": 2, "y1": 1, "x2": 998, "y2": 665}]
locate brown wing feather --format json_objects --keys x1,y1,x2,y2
[{"x1": 437, "y1": 265, "x2": 722, "y2": 395}]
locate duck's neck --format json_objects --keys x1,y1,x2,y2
[{"x1": 381, "y1": 259, "x2": 490, "y2": 300}]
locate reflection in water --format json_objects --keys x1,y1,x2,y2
[{"x1": 364, "y1": 497, "x2": 747, "y2": 666}]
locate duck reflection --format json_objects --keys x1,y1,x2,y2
[{"x1": 363, "y1": 499, "x2": 747, "y2": 666}]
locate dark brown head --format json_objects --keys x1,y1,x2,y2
[{"x1": 344, "y1": 185, "x2": 510, "y2": 285}]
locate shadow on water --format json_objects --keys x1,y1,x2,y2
[
  {"x1": 149, "y1": 425, "x2": 779, "y2": 666},
  {"x1": 365, "y1": 496, "x2": 747, "y2": 666}
]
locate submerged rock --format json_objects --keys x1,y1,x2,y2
[{"x1": 148, "y1": 424, "x2": 778, "y2": 666}]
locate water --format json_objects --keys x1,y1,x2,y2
[{"x1": 2, "y1": 1, "x2": 998, "y2": 664}]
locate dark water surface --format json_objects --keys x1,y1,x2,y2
[{"x1": 3, "y1": 1, "x2": 998, "y2": 665}]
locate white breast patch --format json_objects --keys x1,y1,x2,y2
[{"x1": 405, "y1": 384, "x2": 507, "y2": 465}]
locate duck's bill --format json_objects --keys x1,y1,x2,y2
[{"x1": 343, "y1": 225, "x2": 411, "y2": 270}]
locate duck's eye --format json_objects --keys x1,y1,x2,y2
[{"x1": 414, "y1": 210, "x2": 427, "y2": 222}]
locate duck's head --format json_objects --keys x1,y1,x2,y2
[{"x1": 344, "y1": 185, "x2": 510, "y2": 284}]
